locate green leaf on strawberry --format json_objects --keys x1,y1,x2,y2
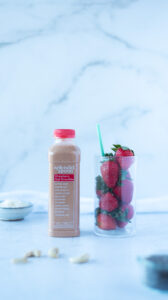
[
  {"x1": 95, "y1": 207, "x2": 101, "y2": 225},
  {"x1": 95, "y1": 207, "x2": 130, "y2": 223},
  {"x1": 117, "y1": 169, "x2": 132, "y2": 186},
  {"x1": 95, "y1": 175, "x2": 112, "y2": 194},
  {"x1": 104, "y1": 153, "x2": 114, "y2": 158},
  {"x1": 112, "y1": 208, "x2": 130, "y2": 223},
  {"x1": 95, "y1": 207, "x2": 101, "y2": 218},
  {"x1": 113, "y1": 144, "x2": 122, "y2": 148},
  {"x1": 98, "y1": 209, "x2": 110, "y2": 216}
]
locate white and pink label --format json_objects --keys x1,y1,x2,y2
[{"x1": 54, "y1": 174, "x2": 74, "y2": 182}]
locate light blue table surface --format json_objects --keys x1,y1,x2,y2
[{"x1": 0, "y1": 211, "x2": 168, "y2": 300}]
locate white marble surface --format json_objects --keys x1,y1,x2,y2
[
  {"x1": 0, "y1": 211, "x2": 168, "y2": 300},
  {"x1": 0, "y1": 0, "x2": 168, "y2": 200}
]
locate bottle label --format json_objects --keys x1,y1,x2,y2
[
  {"x1": 54, "y1": 174, "x2": 74, "y2": 181},
  {"x1": 49, "y1": 162, "x2": 79, "y2": 231}
]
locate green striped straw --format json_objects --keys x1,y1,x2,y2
[{"x1": 96, "y1": 124, "x2": 105, "y2": 156}]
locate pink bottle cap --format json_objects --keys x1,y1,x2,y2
[{"x1": 54, "y1": 129, "x2": 75, "y2": 138}]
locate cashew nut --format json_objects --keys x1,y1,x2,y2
[
  {"x1": 33, "y1": 250, "x2": 41, "y2": 257},
  {"x1": 69, "y1": 253, "x2": 90, "y2": 264},
  {"x1": 48, "y1": 248, "x2": 59, "y2": 258},
  {"x1": 11, "y1": 257, "x2": 28, "y2": 264},
  {"x1": 24, "y1": 251, "x2": 34, "y2": 258},
  {"x1": 24, "y1": 249, "x2": 41, "y2": 258}
]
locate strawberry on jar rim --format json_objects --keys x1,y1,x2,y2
[
  {"x1": 97, "y1": 213, "x2": 116, "y2": 230},
  {"x1": 112, "y1": 144, "x2": 134, "y2": 169},
  {"x1": 99, "y1": 192, "x2": 118, "y2": 212},
  {"x1": 100, "y1": 160, "x2": 119, "y2": 188}
]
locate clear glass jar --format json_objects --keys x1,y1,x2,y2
[{"x1": 94, "y1": 155, "x2": 136, "y2": 237}]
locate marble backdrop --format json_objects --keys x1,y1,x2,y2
[{"x1": 0, "y1": 0, "x2": 168, "y2": 200}]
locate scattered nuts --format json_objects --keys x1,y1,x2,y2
[
  {"x1": 33, "y1": 250, "x2": 41, "y2": 257},
  {"x1": 24, "y1": 251, "x2": 34, "y2": 258},
  {"x1": 69, "y1": 253, "x2": 90, "y2": 264},
  {"x1": 11, "y1": 257, "x2": 28, "y2": 264},
  {"x1": 11, "y1": 249, "x2": 90, "y2": 265},
  {"x1": 24, "y1": 250, "x2": 41, "y2": 258},
  {"x1": 48, "y1": 248, "x2": 59, "y2": 258}
]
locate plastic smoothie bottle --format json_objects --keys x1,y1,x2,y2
[{"x1": 48, "y1": 129, "x2": 80, "y2": 237}]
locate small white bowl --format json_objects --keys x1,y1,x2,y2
[{"x1": 0, "y1": 201, "x2": 33, "y2": 221}]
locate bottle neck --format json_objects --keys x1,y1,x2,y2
[{"x1": 54, "y1": 138, "x2": 75, "y2": 144}]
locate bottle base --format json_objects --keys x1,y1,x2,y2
[{"x1": 48, "y1": 230, "x2": 80, "y2": 237}]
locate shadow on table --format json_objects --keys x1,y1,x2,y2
[{"x1": 80, "y1": 229, "x2": 95, "y2": 238}]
